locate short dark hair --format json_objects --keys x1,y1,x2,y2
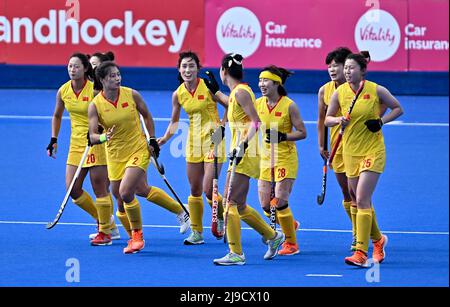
[
  {"x1": 221, "y1": 53, "x2": 244, "y2": 80},
  {"x1": 346, "y1": 51, "x2": 371, "y2": 71},
  {"x1": 69, "y1": 52, "x2": 94, "y2": 80},
  {"x1": 94, "y1": 61, "x2": 119, "y2": 90},
  {"x1": 260, "y1": 65, "x2": 293, "y2": 96},
  {"x1": 325, "y1": 47, "x2": 352, "y2": 65},
  {"x1": 177, "y1": 51, "x2": 201, "y2": 84}
]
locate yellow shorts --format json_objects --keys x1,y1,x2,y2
[
  {"x1": 186, "y1": 145, "x2": 227, "y2": 164},
  {"x1": 67, "y1": 143, "x2": 107, "y2": 168},
  {"x1": 228, "y1": 155, "x2": 260, "y2": 179},
  {"x1": 330, "y1": 153, "x2": 346, "y2": 174},
  {"x1": 259, "y1": 164, "x2": 297, "y2": 182},
  {"x1": 107, "y1": 148, "x2": 150, "y2": 181},
  {"x1": 344, "y1": 151, "x2": 386, "y2": 178}
]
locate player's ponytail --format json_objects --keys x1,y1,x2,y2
[{"x1": 221, "y1": 53, "x2": 244, "y2": 80}]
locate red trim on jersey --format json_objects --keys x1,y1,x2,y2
[
  {"x1": 71, "y1": 79, "x2": 88, "y2": 99},
  {"x1": 102, "y1": 89, "x2": 120, "y2": 108},
  {"x1": 184, "y1": 78, "x2": 200, "y2": 97},
  {"x1": 266, "y1": 96, "x2": 283, "y2": 114}
]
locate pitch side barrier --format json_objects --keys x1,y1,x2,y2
[{"x1": 0, "y1": 64, "x2": 447, "y2": 96}]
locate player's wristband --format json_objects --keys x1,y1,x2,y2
[{"x1": 99, "y1": 133, "x2": 107, "y2": 143}]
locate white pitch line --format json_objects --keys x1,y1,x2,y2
[
  {"x1": 306, "y1": 274, "x2": 343, "y2": 278},
  {"x1": 0, "y1": 220, "x2": 447, "y2": 235},
  {"x1": 0, "y1": 115, "x2": 447, "y2": 126}
]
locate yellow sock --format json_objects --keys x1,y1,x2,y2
[
  {"x1": 370, "y1": 206, "x2": 382, "y2": 241},
  {"x1": 277, "y1": 207, "x2": 297, "y2": 244},
  {"x1": 188, "y1": 195, "x2": 204, "y2": 233},
  {"x1": 206, "y1": 194, "x2": 224, "y2": 220},
  {"x1": 147, "y1": 186, "x2": 182, "y2": 214},
  {"x1": 116, "y1": 210, "x2": 132, "y2": 238},
  {"x1": 356, "y1": 208, "x2": 373, "y2": 253},
  {"x1": 350, "y1": 205, "x2": 358, "y2": 238},
  {"x1": 124, "y1": 198, "x2": 142, "y2": 230},
  {"x1": 239, "y1": 205, "x2": 275, "y2": 241},
  {"x1": 73, "y1": 190, "x2": 98, "y2": 220},
  {"x1": 108, "y1": 194, "x2": 117, "y2": 229},
  {"x1": 96, "y1": 196, "x2": 113, "y2": 234},
  {"x1": 226, "y1": 205, "x2": 242, "y2": 255},
  {"x1": 342, "y1": 200, "x2": 352, "y2": 222}
]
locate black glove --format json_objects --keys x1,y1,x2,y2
[
  {"x1": 86, "y1": 126, "x2": 104, "y2": 146},
  {"x1": 229, "y1": 142, "x2": 248, "y2": 166},
  {"x1": 364, "y1": 118, "x2": 383, "y2": 132},
  {"x1": 46, "y1": 137, "x2": 57, "y2": 157},
  {"x1": 148, "y1": 137, "x2": 160, "y2": 158},
  {"x1": 204, "y1": 71, "x2": 219, "y2": 95},
  {"x1": 211, "y1": 125, "x2": 225, "y2": 145},
  {"x1": 265, "y1": 129, "x2": 287, "y2": 143}
]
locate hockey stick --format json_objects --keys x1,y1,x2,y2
[
  {"x1": 269, "y1": 142, "x2": 276, "y2": 230},
  {"x1": 223, "y1": 131, "x2": 241, "y2": 243},
  {"x1": 46, "y1": 145, "x2": 90, "y2": 229},
  {"x1": 140, "y1": 115, "x2": 189, "y2": 217},
  {"x1": 211, "y1": 127, "x2": 225, "y2": 238},
  {"x1": 317, "y1": 126, "x2": 328, "y2": 205},
  {"x1": 328, "y1": 80, "x2": 365, "y2": 165}
]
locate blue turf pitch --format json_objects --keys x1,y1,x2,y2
[{"x1": 0, "y1": 89, "x2": 448, "y2": 287}]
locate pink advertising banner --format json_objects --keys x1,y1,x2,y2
[
  {"x1": 406, "y1": 0, "x2": 449, "y2": 71},
  {"x1": 204, "y1": 0, "x2": 448, "y2": 71},
  {"x1": 0, "y1": 0, "x2": 204, "y2": 67}
]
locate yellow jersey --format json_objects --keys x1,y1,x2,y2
[
  {"x1": 91, "y1": 87, "x2": 148, "y2": 163},
  {"x1": 337, "y1": 81, "x2": 385, "y2": 156},
  {"x1": 323, "y1": 80, "x2": 343, "y2": 154},
  {"x1": 176, "y1": 78, "x2": 225, "y2": 162},
  {"x1": 227, "y1": 83, "x2": 259, "y2": 179},
  {"x1": 255, "y1": 96, "x2": 298, "y2": 181},
  {"x1": 59, "y1": 80, "x2": 95, "y2": 149}
]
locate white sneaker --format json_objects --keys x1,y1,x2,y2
[
  {"x1": 213, "y1": 252, "x2": 245, "y2": 266},
  {"x1": 183, "y1": 230, "x2": 204, "y2": 245},
  {"x1": 177, "y1": 210, "x2": 190, "y2": 234},
  {"x1": 264, "y1": 231, "x2": 285, "y2": 260}
]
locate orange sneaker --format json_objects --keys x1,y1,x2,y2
[
  {"x1": 345, "y1": 250, "x2": 368, "y2": 267},
  {"x1": 278, "y1": 242, "x2": 300, "y2": 256},
  {"x1": 372, "y1": 234, "x2": 388, "y2": 263},
  {"x1": 123, "y1": 230, "x2": 145, "y2": 254},
  {"x1": 123, "y1": 239, "x2": 134, "y2": 254},
  {"x1": 90, "y1": 232, "x2": 112, "y2": 246}
]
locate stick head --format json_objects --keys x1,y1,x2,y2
[
  {"x1": 316, "y1": 194, "x2": 325, "y2": 205},
  {"x1": 46, "y1": 221, "x2": 56, "y2": 229}
]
